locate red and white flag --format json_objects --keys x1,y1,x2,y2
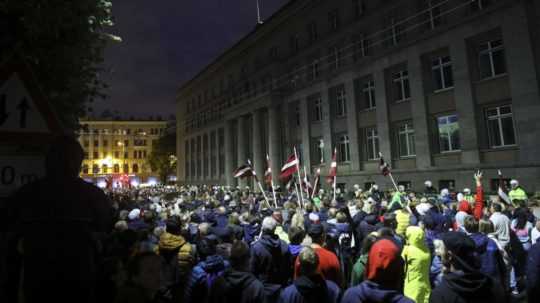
[
  {"x1": 234, "y1": 162, "x2": 255, "y2": 178},
  {"x1": 379, "y1": 152, "x2": 390, "y2": 176},
  {"x1": 326, "y1": 147, "x2": 337, "y2": 184},
  {"x1": 264, "y1": 154, "x2": 273, "y2": 185},
  {"x1": 280, "y1": 153, "x2": 298, "y2": 180},
  {"x1": 302, "y1": 171, "x2": 313, "y2": 195}
]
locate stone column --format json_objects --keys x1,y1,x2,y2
[
  {"x1": 268, "y1": 104, "x2": 281, "y2": 184},
  {"x1": 409, "y1": 55, "x2": 432, "y2": 168},
  {"x1": 321, "y1": 87, "x2": 333, "y2": 165},
  {"x1": 373, "y1": 70, "x2": 393, "y2": 161},
  {"x1": 299, "y1": 97, "x2": 312, "y2": 173},
  {"x1": 252, "y1": 109, "x2": 264, "y2": 181},
  {"x1": 214, "y1": 129, "x2": 220, "y2": 181},
  {"x1": 344, "y1": 79, "x2": 361, "y2": 171},
  {"x1": 502, "y1": 7, "x2": 540, "y2": 163},
  {"x1": 450, "y1": 38, "x2": 481, "y2": 164},
  {"x1": 237, "y1": 115, "x2": 247, "y2": 188},
  {"x1": 224, "y1": 120, "x2": 235, "y2": 187}
]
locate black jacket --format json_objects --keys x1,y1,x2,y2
[
  {"x1": 208, "y1": 269, "x2": 265, "y2": 303},
  {"x1": 429, "y1": 271, "x2": 507, "y2": 303}
]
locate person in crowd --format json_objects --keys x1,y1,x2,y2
[
  {"x1": 402, "y1": 226, "x2": 431, "y2": 303},
  {"x1": 342, "y1": 238, "x2": 413, "y2": 303},
  {"x1": 184, "y1": 236, "x2": 229, "y2": 303},
  {"x1": 508, "y1": 180, "x2": 527, "y2": 204},
  {"x1": 532, "y1": 220, "x2": 540, "y2": 244},
  {"x1": 394, "y1": 204, "x2": 412, "y2": 237},
  {"x1": 208, "y1": 241, "x2": 265, "y2": 303},
  {"x1": 429, "y1": 232, "x2": 507, "y2": 303},
  {"x1": 489, "y1": 203, "x2": 511, "y2": 249},
  {"x1": 463, "y1": 216, "x2": 507, "y2": 286},
  {"x1": 424, "y1": 181, "x2": 438, "y2": 199},
  {"x1": 114, "y1": 252, "x2": 162, "y2": 303},
  {"x1": 7, "y1": 135, "x2": 114, "y2": 303},
  {"x1": 511, "y1": 207, "x2": 533, "y2": 251},
  {"x1": 288, "y1": 226, "x2": 306, "y2": 260},
  {"x1": 350, "y1": 232, "x2": 378, "y2": 286},
  {"x1": 527, "y1": 235, "x2": 540, "y2": 303},
  {"x1": 250, "y1": 216, "x2": 292, "y2": 301},
  {"x1": 279, "y1": 246, "x2": 341, "y2": 303},
  {"x1": 294, "y1": 223, "x2": 342, "y2": 287},
  {"x1": 158, "y1": 216, "x2": 194, "y2": 301}
]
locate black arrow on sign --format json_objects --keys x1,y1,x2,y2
[
  {"x1": 0, "y1": 94, "x2": 8, "y2": 126},
  {"x1": 16, "y1": 97, "x2": 29, "y2": 128}
]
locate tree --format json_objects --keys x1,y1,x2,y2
[
  {"x1": 148, "y1": 131, "x2": 176, "y2": 184},
  {"x1": 0, "y1": 0, "x2": 120, "y2": 130}
]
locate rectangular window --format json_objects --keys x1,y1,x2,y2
[
  {"x1": 102, "y1": 140, "x2": 108, "y2": 147},
  {"x1": 479, "y1": 39, "x2": 506, "y2": 79},
  {"x1": 328, "y1": 10, "x2": 339, "y2": 31},
  {"x1": 353, "y1": 0, "x2": 365, "y2": 19},
  {"x1": 124, "y1": 140, "x2": 129, "y2": 147},
  {"x1": 295, "y1": 104, "x2": 301, "y2": 126},
  {"x1": 329, "y1": 46, "x2": 341, "y2": 70},
  {"x1": 338, "y1": 134, "x2": 350, "y2": 162},
  {"x1": 439, "y1": 180, "x2": 456, "y2": 191},
  {"x1": 93, "y1": 151, "x2": 98, "y2": 159},
  {"x1": 290, "y1": 34, "x2": 300, "y2": 53},
  {"x1": 363, "y1": 80, "x2": 376, "y2": 109},
  {"x1": 398, "y1": 122, "x2": 415, "y2": 157},
  {"x1": 84, "y1": 152, "x2": 89, "y2": 159},
  {"x1": 336, "y1": 88, "x2": 347, "y2": 117},
  {"x1": 428, "y1": 0, "x2": 442, "y2": 29},
  {"x1": 93, "y1": 140, "x2": 98, "y2": 147},
  {"x1": 313, "y1": 137, "x2": 324, "y2": 164},
  {"x1": 314, "y1": 97, "x2": 323, "y2": 122},
  {"x1": 308, "y1": 22, "x2": 318, "y2": 43},
  {"x1": 114, "y1": 151, "x2": 120, "y2": 158},
  {"x1": 432, "y1": 56, "x2": 454, "y2": 91},
  {"x1": 437, "y1": 115, "x2": 461, "y2": 152},
  {"x1": 124, "y1": 152, "x2": 129, "y2": 159},
  {"x1": 393, "y1": 70, "x2": 410, "y2": 102},
  {"x1": 83, "y1": 140, "x2": 89, "y2": 147},
  {"x1": 366, "y1": 127, "x2": 380, "y2": 160},
  {"x1": 133, "y1": 151, "x2": 138, "y2": 159},
  {"x1": 312, "y1": 60, "x2": 320, "y2": 80},
  {"x1": 486, "y1": 105, "x2": 516, "y2": 147}
]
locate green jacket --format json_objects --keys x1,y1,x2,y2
[
  {"x1": 350, "y1": 254, "x2": 368, "y2": 286},
  {"x1": 509, "y1": 187, "x2": 527, "y2": 203},
  {"x1": 402, "y1": 226, "x2": 431, "y2": 303}
]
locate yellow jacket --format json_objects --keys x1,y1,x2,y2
[{"x1": 402, "y1": 226, "x2": 431, "y2": 303}]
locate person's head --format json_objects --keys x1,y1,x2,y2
[
  {"x1": 229, "y1": 241, "x2": 250, "y2": 271},
  {"x1": 365, "y1": 239, "x2": 404, "y2": 290},
  {"x1": 336, "y1": 211, "x2": 347, "y2": 223},
  {"x1": 127, "y1": 252, "x2": 161, "y2": 294},
  {"x1": 328, "y1": 208, "x2": 338, "y2": 219},
  {"x1": 398, "y1": 185, "x2": 405, "y2": 192},
  {"x1": 514, "y1": 207, "x2": 528, "y2": 230},
  {"x1": 478, "y1": 219, "x2": 494, "y2": 235},
  {"x1": 308, "y1": 223, "x2": 326, "y2": 245},
  {"x1": 463, "y1": 188, "x2": 471, "y2": 195},
  {"x1": 439, "y1": 232, "x2": 478, "y2": 272},
  {"x1": 166, "y1": 216, "x2": 182, "y2": 235},
  {"x1": 490, "y1": 202, "x2": 502, "y2": 214},
  {"x1": 356, "y1": 200, "x2": 364, "y2": 211},
  {"x1": 463, "y1": 216, "x2": 478, "y2": 234},
  {"x1": 288, "y1": 226, "x2": 306, "y2": 245},
  {"x1": 361, "y1": 232, "x2": 379, "y2": 255},
  {"x1": 114, "y1": 220, "x2": 128, "y2": 232},
  {"x1": 198, "y1": 222, "x2": 211, "y2": 237},
  {"x1": 261, "y1": 216, "x2": 278, "y2": 235},
  {"x1": 228, "y1": 212, "x2": 240, "y2": 225},
  {"x1": 45, "y1": 135, "x2": 84, "y2": 178},
  {"x1": 382, "y1": 213, "x2": 397, "y2": 229},
  {"x1": 510, "y1": 179, "x2": 519, "y2": 190},
  {"x1": 425, "y1": 180, "x2": 432, "y2": 188},
  {"x1": 217, "y1": 206, "x2": 227, "y2": 215},
  {"x1": 372, "y1": 184, "x2": 379, "y2": 191},
  {"x1": 198, "y1": 236, "x2": 218, "y2": 259},
  {"x1": 272, "y1": 210, "x2": 283, "y2": 224},
  {"x1": 298, "y1": 246, "x2": 319, "y2": 277},
  {"x1": 305, "y1": 202, "x2": 314, "y2": 213}
]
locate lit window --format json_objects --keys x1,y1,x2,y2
[
  {"x1": 486, "y1": 105, "x2": 516, "y2": 147},
  {"x1": 363, "y1": 80, "x2": 376, "y2": 109},
  {"x1": 314, "y1": 97, "x2": 323, "y2": 122},
  {"x1": 336, "y1": 88, "x2": 347, "y2": 117},
  {"x1": 338, "y1": 134, "x2": 350, "y2": 162},
  {"x1": 328, "y1": 10, "x2": 339, "y2": 31},
  {"x1": 437, "y1": 115, "x2": 461, "y2": 152}
]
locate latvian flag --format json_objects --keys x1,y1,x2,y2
[
  {"x1": 379, "y1": 152, "x2": 390, "y2": 176},
  {"x1": 303, "y1": 172, "x2": 313, "y2": 195},
  {"x1": 280, "y1": 153, "x2": 298, "y2": 181},
  {"x1": 497, "y1": 170, "x2": 511, "y2": 204},
  {"x1": 234, "y1": 162, "x2": 255, "y2": 178},
  {"x1": 264, "y1": 154, "x2": 273, "y2": 185},
  {"x1": 326, "y1": 148, "x2": 337, "y2": 184}
]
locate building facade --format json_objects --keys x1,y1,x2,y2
[
  {"x1": 78, "y1": 119, "x2": 168, "y2": 183},
  {"x1": 176, "y1": 0, "x2": 540, "y2": 193}
]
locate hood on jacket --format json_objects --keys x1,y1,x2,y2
[
  {"x1": 352, "y1": 280, "x2": 412, "y2": 303},
  {"x1": 202, "y1": 255, "x2": 227, "y2": 273},
  {"x1": 158, "y1": 232, "x2": 186, "y2": 251},
  {"x1": 469, "y1": 233, "x2": 489, "y2": 255},
  {"x1": 405, "y1": 226, "x2": 427, "y2": 249},
  {"x1": 442, "y1": 271, "x2": 494, "y2": 298},
  {"x1": 221, "y1": 269, "x2": 257, "y2": 291},
  {"x1": 260, "y1": 234, "x2": 282, "y2": 250},
  {"x1": 294, "y1": 274, "x2": 330, "y2": 303},
  {"x1": 366, "y1": 239, "x2": 404, "y2": 289}
]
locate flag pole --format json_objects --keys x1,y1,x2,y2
[
  {"x1": 293, "y1": 146, "x2": 305, "y2": 209},
  {"x1": 332, "y1": 147, "x2": 337, "y2": 203},
  {"x1": 294, "y1": 180, "x2": 302, "y2": 208},
  {"x1": 303, "y1": 165, "x2": 310, "y2": 198},
  {"x1": 249, "y1": 159, "x2": 272, "y2": 210},
  {"x1": 311, "y1": 173, "x2": 319, "y2": 199}
]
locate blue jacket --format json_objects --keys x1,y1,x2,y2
[
  {"x1": 341, "y1": 280, "x2": 414, "y2": 303},
  {"x1": 279, "y1": 276, "x2": 341, "y2": 303},
  {"x1": 470, "y1": 233, "x2": 506, "y2": 284},
  {"x1": 250, "y1": 234, "x2": 292, "y2": 300},
  {"x1": 527, "y1": 239, "x2": 540, "y2": 303},
  {"x1": 242, "y1": 222, "x2": 260, "y2": 244},
  {"x1": 184, "y1": 255, "x2": 229, "y2": 303}
]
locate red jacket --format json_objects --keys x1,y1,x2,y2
[{"x1": 473, "y1": 185, "x2": 484, "y2": 220}]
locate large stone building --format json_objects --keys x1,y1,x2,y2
[
  {"x1": 176, "y1": 0, "x2": 540, "y2": 193},
  {"x1": 78, "y1": 119, "x2": 168, "y2": 183}
]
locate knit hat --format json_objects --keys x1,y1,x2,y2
[
  {"x1": 366, "y1": 239, "x2": 404, "y2": 288},
  {"x1": 440, "y1": 232, "x2": 477, "y2": 271}
]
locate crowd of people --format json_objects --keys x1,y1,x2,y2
[{"x1": 2, "y1": 136, "x2": 540, "y2": 303}]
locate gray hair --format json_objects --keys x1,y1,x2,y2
[
  {"x1": 262, "y1": 216, "x2": 278, "y2": 233},
  {"x1": 298, "y1": 246, "x2": 319, "y2": 276}
]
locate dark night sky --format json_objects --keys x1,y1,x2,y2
[{"x1": 94, "y1": 0, "x2": 289, "y2": 118}]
